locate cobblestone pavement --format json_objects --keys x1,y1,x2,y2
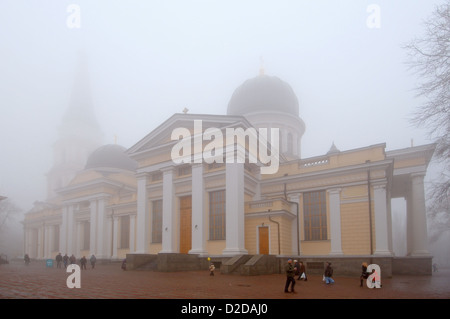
[{"x1": 1, "y1": 260, "x2": 449, "y2": 299}]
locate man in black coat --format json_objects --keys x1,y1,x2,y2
[{"x1": 284, "y1": 259, "x2": 296, "y2": 293}]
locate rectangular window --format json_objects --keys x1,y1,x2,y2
[
  {"x1": 178, "y1": 165, "x2": 192, "y2": 177},
  {"x1": 120, "y1": 216, "x2": 130, "y2": 249},
  {"x1": 209, "y1": 190, "x2": 226, "y2": 240},
  {"x1": 151, "y1": 172, "x2": 162, "y2": 182},
  {"x1": 152, "y1": 200, "x2": 163, "y2": 243},
  {"x1": 303, "y1": 190, "x2": 327, "y2": 241}
]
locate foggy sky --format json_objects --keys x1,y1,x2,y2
[{"x1": 0, "y1": 0, "x2": 442, "y2": 213}]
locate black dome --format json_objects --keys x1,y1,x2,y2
[
  {"x1": 85, "y1": 144, "x2": 137, "y2": 171},
  {"x1": 227, "y1": 74, "x2": 299, "y2": 116}
]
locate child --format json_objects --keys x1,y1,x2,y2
[{"x1": 209, "y1": 263, "x2": 215, "y2": 276}]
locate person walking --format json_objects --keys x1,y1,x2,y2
[
  {"x1": 324, "y1": 262, "x2": 335, "y2": 285},
  {"x1": 63, "y1": 254, "x2": 69, "y2": 268},
  {"x1": 24, "y1": 254, "x2": 30, "y2": 266},
  {"x1": 80, "y1": 256, "x2": 87, "y2": 270},
  {"x1": 90, "y1": 254, "x2": 97, "y2": 269},
  {"x1": 284, "y1": 259, "x2": 296, "y2": 293},
  {"x1": 69, "y1": 254, "x2": 76, "y2": 265},
  {"x1": 55, "y1": 253, "x2": 63, "y2": 269},
  {"x1": 294, "y1": 260, "x2": 300, "y2": 278},
  {"x1": 209, "y1": 263, "x2": 215, "y2": 276},
  {"x1": 297, "y1": 261, "x2": 307, "y2": 281}
]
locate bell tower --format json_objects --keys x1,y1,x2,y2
[{"x1": 46, "y1": 53, "x2": 103, "y2": 200}]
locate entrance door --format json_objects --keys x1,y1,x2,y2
[
  {"x1": 258, "y1": 226, "x2": 269, "y2": 255},
  {"x1": 179, "y1": 195, "x2": 192, "y2": 254}
]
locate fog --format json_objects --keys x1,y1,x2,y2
[{"x1": 0, "y1": 1, "x2": 445, "y2": 260}]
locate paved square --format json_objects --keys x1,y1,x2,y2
[{"x1": 1, "y1": 260, "x2": 449, "y2": 299}]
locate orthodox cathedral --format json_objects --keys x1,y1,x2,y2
[{"x1": 23, "y1": 60, "x2": 435, "y2": 275}]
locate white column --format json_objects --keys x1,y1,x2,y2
[
  {"x1": 281, "y1": 129, "x2": 288, "y2": 153},
  {"x1": 60, "y1": 205, "x2": 68, "y2": 254},
  {"x1": 129, "y1": 214, "x2": 136, "y2": 253},
  {"x1": 24, "y1": 227, "x2": 30, "y2": 256},
  {"x1": 135, "y1": 173, "x2": 149, "y2": 253},
  {"x1": 410, "y1": 173, "x2": 430, "y2": 256},
  {"x1": 112, "y1": 216, "x2": 119, "y2": 259},
  {"x1": 106, "y1": 215, "x2": 113, "y2": 257},
  {"x1": 253, "y1": 171, "x2": 262, "y2": 201},
  {"x1": 37, "y1": 226, "x2": 43, "y2": 259},
  {"x1": 328, "y1": 188, "x2": 343, "y2": 255},
  {"x1": 76, "y1": 221, "x2": 82, "y2": 256},
  {"x1": 223, "y1": 163, "x2": 248, "y2": 255},
  {"x1": 89, "y1": 200, "x2": 97, "y2": 256},
  {"x1": 27, "y1": 228, "x2": 34, "y2": 258},
  {"x1": 293, "y1": 134, "x2": 299, "y2": 157},
  {"x1": 406, "y1": 189, "x2": 413, "y2": 255},
  {"x1": 373, "y1": 183, "x2": 393, "y2": 255},
  {"x1": 189, "y1": 163, "x2": 207, "y2": 256},
  {"x1": 48, "y1": 225, "x2": 54, "y2": 257},
  {"x1": 288, "y1": 194, "x2": 302, "y2": 256},
  {"x1": 161, "y1": 167, "x2": 176, "y2": 253},
  {"x1": 30, "y1": 228, "x2": 37, "y2": 258},
  {"x1": 67, "y1": 205, "x2": 74, "y2": 255},
  {"x1": 96, "y1": 197, "x2": 107, "y2": 259},
  {"x1": 44, "y1": 224, "x2": 51, "y2": 259}
]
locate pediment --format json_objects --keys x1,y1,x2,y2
[
  {"x1": 67, "y1": 170, "x2": 103, "y2": 186},
  {"x1": 127, "y1": 113, "x2": 252, "y2": 157}
]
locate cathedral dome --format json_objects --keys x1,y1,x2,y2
[
  {"x1": 85, "y1": 144, "x2": 137, "y2": 171},
  {"x1": 227, "y1": 74, "x2": 299, "y2": 116}
]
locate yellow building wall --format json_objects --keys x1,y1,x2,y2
[
  {"x1": 340, "y1": 185, "x2": 376, "y2": 255},
  {"x1": 245, "y1": 217, "x2": 263, "y2": 255},
  {"x1": 206, "y1": 240, "x2": 225, "y2": 255},
  {"x1": 68, "y1": 170, "x2": 103, "y2": 186},
  {"x1": 300, "y1": 240, "x2": 331, "y2": 255},
  {"x1": 117, "y1": 248, "x2": 129, "y2": 259},
  {"x1": 80, "y1": 249, "x2": 90, "y2": 259},
  {"x1": 149, "y1": 244, "x2": 162, "y2": 254},
  {"x1": 393, "y1": 157, "x2": 425, "y2": 169},
  {"x1": 263, "y1": 144, "x2": 386, "y2": 179},
  {"x1": 138, "y1": 152, "x2": 172, "y2": 168},
  {"x1": 244, "y1": 215, "x2": 292, "y2": 255}
]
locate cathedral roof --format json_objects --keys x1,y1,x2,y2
[
  {"x1": 227, "y1": 74, "x2": 299, "y2": 117},
  {"x1": 85, "y1": 144, "x2": 137, "y2": 171}
]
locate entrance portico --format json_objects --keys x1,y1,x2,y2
[{"x1": 387, "y1": 144, "x2": 435, "y2": 257}]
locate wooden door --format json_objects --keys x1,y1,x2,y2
[
  {"x1": 179, "y1": 196, "x2": 192, "y2": 254},
  {"x1": 259, "y1": 226, "x2": 269, "y2": 255}
]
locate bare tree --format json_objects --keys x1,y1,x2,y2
[
  {"x1": 0, "y1": 198, "x2": 21, "y2": 232},
  {"x1": 404, "y1": 1, "x2": 450, "y2": 208}
]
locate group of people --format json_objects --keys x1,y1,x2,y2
[
  {"x1": 285, "y1": 260, "x2": 378, "y2": 292},
  {"x1": 55, "y1": 253, "x2": 97, "y2": 270},
  {"x1": 284, "y1": 259, "x2": 310, "y2": 293}
]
